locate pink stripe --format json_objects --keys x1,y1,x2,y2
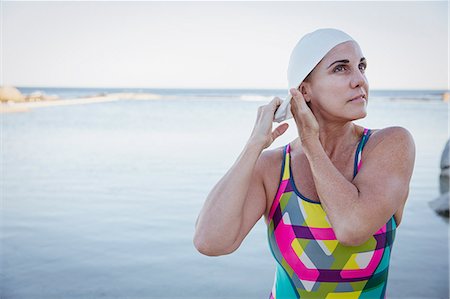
[
  {"x1": 309, "y1": 227, "x2": 337, "y2": 240},
  {"x1": 274, "y1": 218, "x2": 387, "y2": 280},
  {"x1": 274, "y1": 216, "x2": 320, "y2": 281},
  {"x1": 297, "y1": 224, "x2": 386, "y2": 240},
  {"x1": 269, "y1": 179, "x2": 289, "y2": 220},
  {"x1": 340, "y1": 224, "x2": 386, "y2": 278},
  {"x1": 376, "y1": 223, "x2": 387, "y2": 234},
  {"x1": 270, "y1": 293, "x2": 275, "y2": 299},
  {"x1": 340, "y1": 248, "x2": 385, "y2": 278}
]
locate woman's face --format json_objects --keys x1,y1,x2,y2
[{"x1": 301, "y1": 41, "x2": 369, "y2": 121}]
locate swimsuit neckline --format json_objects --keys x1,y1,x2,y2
[{"x1": 287, "y1": 128, "x2": 371, "y2": 204}]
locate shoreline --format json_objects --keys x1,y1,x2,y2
[{"x1": 0, "y1": 92, "x2": 161, "y2": 114}]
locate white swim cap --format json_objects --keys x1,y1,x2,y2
[{"x1": 274, "y1": 28, "x2": 355, "y2": 123}]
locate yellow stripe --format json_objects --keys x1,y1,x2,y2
[
  {"x1": 282, "y1": 150, "x2": 290, "y2": 180},
  {"x1": 325, "y1": 290, "x2": 362, "y2": 299},
  {"x1": 301, "y1": 200, "x2": 331, "y2": 228}
]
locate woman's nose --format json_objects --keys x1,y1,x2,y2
[{"x1": 350, "y1": 69, "x2": 367, "y2": 89}]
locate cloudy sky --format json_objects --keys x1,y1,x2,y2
[{"x1": 2, "y1": 1, "x2": 448, "y2": 90}]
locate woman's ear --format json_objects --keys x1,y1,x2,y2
[{"x1": 299, "y1": 83, "x2": 311, "y2": 103}]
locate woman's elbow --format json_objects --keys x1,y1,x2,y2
[
  {"x1": 338, "y1": 236, "x2": 366, "y2": 247},
  {"x1": 335, "y1": 228, "x2": 369, "y2": 247},
  {"x1": 193, "y1": 233, "x2": 237, "y2": 256}
]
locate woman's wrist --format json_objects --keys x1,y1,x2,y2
[
  {"x1": 246, "y1": 133, "x2": 269, "y2": 150},
  {"x1": 245, "y1": 137, "x2": 267, "y2": 153}
]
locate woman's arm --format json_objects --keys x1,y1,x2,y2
[
  {"x1": 193, "y1": 98, "x2": 288, "y2": 256},
  {"x1": 289, "y1": 88, "x2": 416, "y2": 247},
  {"x1": 303, "y1": 127, "x2": 415, "y2": 246}
]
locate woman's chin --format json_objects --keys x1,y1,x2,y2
[{"x1": 349, "y1": 110, "x2": 367, "y2": 121}]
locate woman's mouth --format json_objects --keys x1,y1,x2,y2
[{"x1": 349, "y1": 95, "x2": 366, "y2": 103}]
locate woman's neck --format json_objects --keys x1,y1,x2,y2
[
  {"x1": 290, "y1": 121, "x2": 363, "y2": 160},
  {"x1": 317, "y1": 122, "x2": 363, "y2": 159}
]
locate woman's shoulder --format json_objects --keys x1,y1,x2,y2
[
  {"x1": 255, "y1": 141, "x2": 297, "y2": 180},
  {"x1": 366, "y1": 126, "x2": 415, "y2": 157},
  {"x1": 258, "y1": 138, "x2": 301, "y2": 164},
  {"x1": 369, "y1": 126, "x2": 414, "y2": 144},
  {"x1": 258, "y1": 144, "x2": 286, "y2": 169}
]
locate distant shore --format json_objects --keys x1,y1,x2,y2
[{"x1": 0, "y1": 92, "x2": 161, "y2": 114}]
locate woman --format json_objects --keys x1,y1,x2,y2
[{"x1": 193, "y1": 28, "x2": 415, "y2": 298}]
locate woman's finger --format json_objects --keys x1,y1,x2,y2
[
  {"x1": 290, "y1": 88, "x2": 309, "y2": 110},
  {"x1": 269, "y1": 97, "x2": 283, "y2": 113},
  {"x1": 288, "y1": 88, "x2": 320, "y2": 142},
  {"x1": 271, "y1": 123, "x2": 289, "y2": 140},
  {"x1": 250, "y1": 97, "x2": 286, "y2": 148}
]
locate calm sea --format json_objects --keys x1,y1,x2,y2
[{"x1": 1, "y1": 88, "x2": 449, "y2": 298}]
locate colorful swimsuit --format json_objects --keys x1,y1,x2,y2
[{"x1": 267, "y1": 128, "x2": 397, "y2": 299}]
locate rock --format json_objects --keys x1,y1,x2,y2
[
  {"x1": 440, "y1": 168, "x2": 449, "y2": 195},
  {"x1": 0, "y1": 86, "x2": 25, "y2": 102},
  {"x1": 431, "y1": 140, "x2": 450, "y2": 218},
  {"x1": 25, "y1": 91, "x2": 59, "y2": 102},
  {"x1": 26, "y1": 91, "x2": 44, "y2": 102},
  {"x1": 440, "y1": 140, "x2": 449, "y2": 170},
  {"x1": 429, "y1": 192, "x2": 449, "y2": 217},
  {"x1": 440, "y1": 140, "x2": 449, "y2": 194}
]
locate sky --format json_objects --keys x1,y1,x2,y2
[{"x1": 1, "y1": 1, "x2": 448, "y2": 90}]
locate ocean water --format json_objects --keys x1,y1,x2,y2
[
  {"x1": 1, "y1": 89, "x2": 449, "y2": 298},
  {"x1": 16, "y1": 87, "x2": 448, "y2": 102}
]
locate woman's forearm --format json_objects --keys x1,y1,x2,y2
[
  {"x1": 302, "y1": 139, "x2": 360, "y2": 243},
  {"x1": 194, "y1": 97, "x2": 288, "y2": 255},
  {"x1": 194, "y1": 140, "x2": 265, "y2": 253}
]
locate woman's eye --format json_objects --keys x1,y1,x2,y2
[
  {"x1": 333, "y1": 64, "x2": 367, "y2": 73},
  {"x1": 333, "y1": 65, "x2": 347, "y2": 72}
]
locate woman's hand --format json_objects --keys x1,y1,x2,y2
[
  {"x1": 249, "y1": 97, "x2": 289, "y2": 149},
  {"x1": 290, "y1": 88, "x2": 320, "y2": 144}
]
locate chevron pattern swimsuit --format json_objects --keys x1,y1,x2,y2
[{"x1": 267, "y1": 128, "x2": 397, "y2": 299}]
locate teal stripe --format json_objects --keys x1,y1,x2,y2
[{"x1": 274, "y1": 263, "x2": 299, "y2": 299}]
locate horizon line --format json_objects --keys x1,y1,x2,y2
[{"x1": 9, "y1": 85, "x2": 450, "y2": 92}]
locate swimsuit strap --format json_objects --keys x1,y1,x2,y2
[
  {"x1": 281, "y1": 143, "x2": 292, "y2": 181},
  {"x1": 353, "y1": 128, "x2": 372, "y2": 178}
]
